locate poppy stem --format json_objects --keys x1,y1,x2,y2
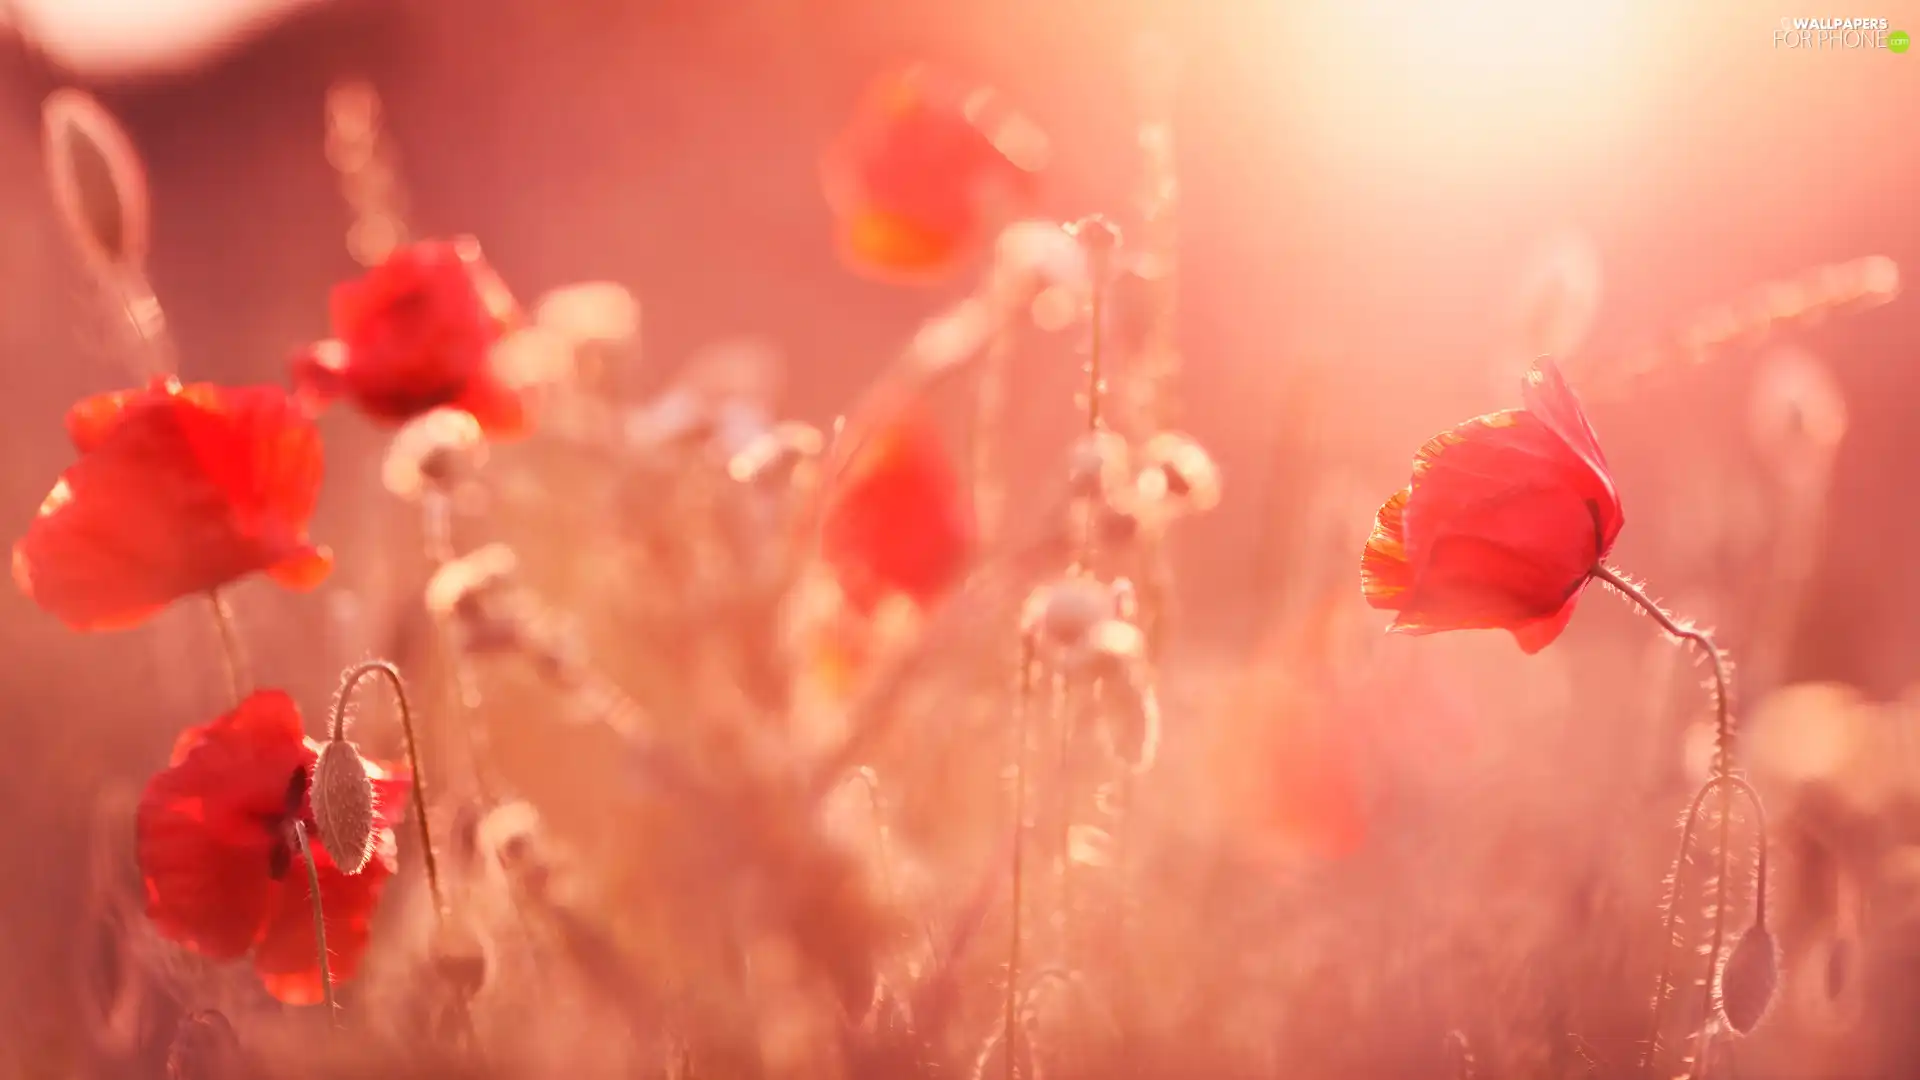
[
  {"x1": 1591, "y1": 565, "x2": 1731, "y2": 773},
  {"x1": 332, "y1": 660, "x2": 447, "y2": 923},
  {"x1": 1594, "y1": 564, "x2": 1769, "y2": 1072},
  {"x1": 1004, "y1": 635, "x2": 1037, "y2": 1080},
  {"x1": 205, "y1": 591, "x2": 249, "y2": 707},
  {"x1": 291, "y1": 820, "x2": 340, "y2": 1028}
]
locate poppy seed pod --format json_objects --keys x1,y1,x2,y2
[
  {"x1": 1717, "y1": 922, "x2": 1779, "y2": 1035},
  {"x1": 1021, "y1": 576, "x2": 1115, "y2": 647},
  {"x1": 381, "y1": 407, "x2": 487, "y2": 502},
  {"x1": 311, "y1": 739, "x2": 378, "y2": 875}
]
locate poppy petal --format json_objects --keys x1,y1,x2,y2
[
  {"x1": 1519, "y1": 359, "x2": 1623, "y2": 537},
  {"x1": 251, "y1": 833, "x2": 395, "y2": 1005},
  {"x1": 836, "y1": 209, "x2": 968, "y2": 282},
  {"x1": 136, "y1": 692, "x2": 312, "y2": 961},
  {"x1": 16, "y1": 384, "x2": 329, "y2": 630},
  {"x1": 267, "y1": 545, "x2": 334, "y2": 592},
  {"x1": 450, "y1": 371, "x2": 531, "y2": 441},
  {"x1": 1509, "y1": 589, "x2": 1584, "y2": 655},
  {"x1": 65, "y1": 386, "x2": 150, "y2": 453},
  {"x1": 1359, "y1": 487, "x2": 1414, "y2": 608}
]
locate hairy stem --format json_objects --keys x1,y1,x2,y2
[
  {"x1": 1595, "y1": 565, "x2": 1764, "y2": 1074},
  {"x1": 334, "y1": 660, "x2": 445, "y2": 922},
  {"x1": 292, "y1": 820, "x2": 339, "y2": 1027},
  {"x1": 1004, "y1": 636, "x2": 1037, "y2": 1080},
  {"x1": 205, "y1": 591, "x2": 249, "y2": 707}
]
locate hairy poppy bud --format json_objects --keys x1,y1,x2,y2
[
  {"x1": 382, "y1": 407, "x2": 487, "y2": 501},
  {"x1": 1137, "y1": 431, "x2": 1222, "y2": 515},
  {"x1": 43, "y1": 89, "x2": 150, "y2": 272},
  {"x1": 165, "y1": 1009, "x2": 246, "y2": 1080},
  {"x1": 312, "y1": 739, "x2": 377, "y2": 875},
  {"x1": 1717, "y1": 922, "x2": 1779, "y2": 1035}
]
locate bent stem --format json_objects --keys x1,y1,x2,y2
[
  {"x1": 205, "y1": 591, "x2": 249, "y2": 707},
  {"x1": 1004, "y1": 636, "x2": 1038, "y2": 1080},
  {"x1": 292, "y1": 820, "x2": 340, "y2": 1028},
  {"x1": 334, "y1": 660, "x2": 445, "y2": 922},
  {"x1": 1594, "y1": 564, "x2": 1765, "y2": 1074}
]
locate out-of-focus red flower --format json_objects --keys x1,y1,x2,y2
[
  {"x1": 818, "y1": 404, "x2": 974, "y2": 614},
  {"x1": 13, "y1": 379, "x2": 332, "y2": 632},
  {"x1": 136, "y1": 691, "x2": 409, "y2": 1005},
  {"x1": 293, "y1": 238, "x2": 528, "y2": 437},
  {"x1": 821, "y1": 64, "x2": 1044, "y2": 284},
  {"x1": 1361, "y1": 358, "x2": 1623, "y2": 654}
]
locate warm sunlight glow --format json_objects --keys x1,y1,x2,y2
[{"x1": 1279, "y1": 0, "x2": 1644, "y2": 170}]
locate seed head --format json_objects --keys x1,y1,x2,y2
[
  {"x1": 311, "y1": 740, "x2": 377, "y2": 875},
  {"x1": 533, "y1": 281, "x2": 641, "y2": 347},
  {"x1": 1021, "y1": 577, "x2": 1115, "y2": 647},
  {"x1": 1137, "y1": 431, "x2": 1222, "y2": 515},
  {"x1": 382, "y1": 407, "x2": 487, "y2": 501},
  {"x1": 1717, "y1": 923, "x2": 1779, "y2": 1035},
  {"x1": 1065, "y1": 430, "x2": 1131, "y2": 499},
  {"x1": 730, "y1": 421, "x2": 826, "y2": 486}
]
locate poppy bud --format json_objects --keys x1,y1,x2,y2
[
  {"x1": 381, "y1": 407, "x2": 487, "y2": 501},
  {"x1": 311, "y1": 739, "x2": 377, "y2": 875},
  {"x1": 165, "y1": 1009, "x2": 246, "y2": 1080},
  {"x1": 1136, "y1": 431, "x2": 1221, "y2": 515},
  {"x1": 1717, "y1": 922, "x2": 1779, "y2": 1035},
  {"x1": 533, "y1": 281, "x2": 640, "y2": 348},
  {"x1": 1020, "y1": 577, "x2": 1115, "y2": 646},
  {"x1": 43, "y1": 89, "x2": 150, "y2": 272},
  {"x1": 1065, "y1": 430, "x2": 1130, "y2": 499}
]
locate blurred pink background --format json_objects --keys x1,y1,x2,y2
[{"x1": 0, "y1": 0, "x2": 1914, "y2": 1055}]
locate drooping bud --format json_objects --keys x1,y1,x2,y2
[
  {"x1": 311, "y1": 739, "x2": 377, "y2": 875},
  {"x1": 1717, "y1": 922, "x2": 1779, "y2": 1035}
]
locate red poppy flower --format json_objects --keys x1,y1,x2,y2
[
  {"x1": 818, "y1": 404, "x2": 974, "y2": 614},
  {"x1": 13, "y1": 379, "x2": 333, "y2": 632},
  {"x1": 821, "y1": 65, "x2": 1043, "y2": 284},
  {"x1": 136, "y1": 690, "x2": 409, "y2": 1005},
  {"x1": 1360, "y1": 358, "x2": 1624, "y2": 654},
  {"x1": 292, "y1": 238, "x2": 529, "y2": 438}
]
